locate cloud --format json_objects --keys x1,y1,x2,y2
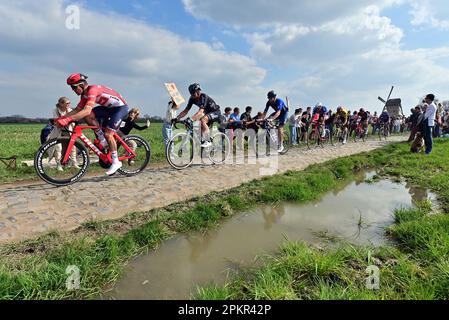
[
  {"x1": 182, "y1": 0, "x2": 404, "y2": 27},
  {"x1": 0, "y1": 0, "x2": 266, "y2": 117},
  {"x1": 182, "y1": 0, "x2": 449, "y2": 112},
  {"x1": 409, "y1": 0, "x2": 449, "y2": 29},
  {"x1": 245, "y1": 6, "x2": 404, "y2": 66}
]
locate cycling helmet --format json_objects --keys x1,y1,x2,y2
[
  {"x1": 267, "y1": 90, "x2": 276, "y2": 99},
  {"x1": 188, "y1": 83, "x2": 201, "y2": 95},
  {"x1": 315, "y1": 102, "x2": 323, "y2": 108},
  {"x1": 67, "y1": 73, "x2": 88, "y2": 86}
]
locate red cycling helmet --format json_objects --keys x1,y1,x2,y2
[{"x1": 67, "y1": 73, "x2": 88, "y2": 86}]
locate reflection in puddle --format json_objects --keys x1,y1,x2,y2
[{"x1": 105, "y1": 174, "x2": 436, "y2": 300}]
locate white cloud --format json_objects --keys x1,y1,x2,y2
[
  {"x1": 182, "y1": 0, "x2": 449, "y2": 113},
  {"x1": 245, "y1": 6, "x2": 403, "y2": 67},
  {"x1": 409, "y1": 0, "x2": 449, "y2": 29},
  {"x1": 0, "y1": 0, "x2": 266, "y2": 117},
  {"x1": 182, "y1": 0, "x2": 404, "y2": 27}
]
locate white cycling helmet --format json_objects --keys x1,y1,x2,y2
[{"x1": 315, "y1": 102, "x2": 323, "y2": 108}]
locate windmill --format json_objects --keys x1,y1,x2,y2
[{"x1": 378, "y1": 86, "x2": 404, "y2": 117}]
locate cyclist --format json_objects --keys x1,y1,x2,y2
[
  {"x1": 335, "y1": 106, "x2": 349, "y2": 144},
  {"x1": 312, "y1": 103, "x2": 328, "y2": 138},
  {"x1": 349, "y1": 111, "x2": 359, "y2": 138},
  {"x1": 55, "y1": 73, "x2": 130, "y2": 175},
  {"x1": 358, "y1": 108, "x2": 369, "y2": 136},
  {"x1": 176, "y1": 83, "x2": 222, "y2": 148},
  {"x1": 263, "y1": 90, "x2": 289, "y2": 153},
  {"x1": 379, "y1": 110, "x2": 391, "y2": 135}
]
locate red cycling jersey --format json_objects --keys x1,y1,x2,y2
[{"x1": 77, "y1": 85, "x2": 127, "y2": 109}]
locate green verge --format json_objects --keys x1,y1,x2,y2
[
  {"x1": 0, "y1": 123, "x2": 166, "y2": 184},
  {"x1": 0, "y1": 139, "x2": 448, "y2": 299}
]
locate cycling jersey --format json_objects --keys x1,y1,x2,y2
[
  {"x1": 358, "y1": 111, "x2": 368, "y2": 121},
  {"x1": 336, "y1": 109, "x2": 349, "y2": 122},
  {"x1": 77, "y1": 85, "x2": 127, "y2": 109},
  {"x1": 379, "y1": 113, "x2": 390, "y2": 123},
  {"x1": 313, "y1": 106, "x2": 328, "y2": 116},
  {"x1": 185, "y1": 93, "x2": 220, "y2": 114},
  {"x1": 264, "y1": 98, "x2": 288, "y2": 114}
]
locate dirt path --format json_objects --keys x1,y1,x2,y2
[{"x1": 0, "y1": 136, "x2": 406, "y2": 244}]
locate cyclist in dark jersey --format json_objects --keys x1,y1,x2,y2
[
  {"x1": 358, "y1": 108, "x2": 369, "y2": 135},
  {"x1": 176, "y1": 83, "x2": 221, "y2": 148}
]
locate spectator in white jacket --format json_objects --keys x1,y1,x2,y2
[{"x1": 47, "y1": 97, "x2": 79, "y2": 171}]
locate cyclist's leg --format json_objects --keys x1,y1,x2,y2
[
  {"x1": 104, "y1": 105, "x2": 129, "y2": 152},
  {"x1": 90, "y1": 107, "x2": 108, "y2": 144},
  {"x1": 103, "y1": 105, "x2": 129, "y2": 174},
  {"x1": 278, "y1": 110, "x2": 288, "y2": 148},
  {"x1": 199, "y1": 110, "x2": 220, "y2": 147}
]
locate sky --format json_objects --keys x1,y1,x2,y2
[{"x1": 0, "y1": 0, "x2": 448, "y2": 118}]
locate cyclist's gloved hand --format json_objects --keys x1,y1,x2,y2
[
  {"x1": 171, "y1": 118, "x2": 178, "y2": 125},
  {"x1": 55, "y1": 116, "x2": 74, "y2": 128}
]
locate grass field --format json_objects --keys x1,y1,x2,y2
[
  {"x1": 0, "y1": 139, "x2": 448, "y2": 299},
  {"x1": 0, "y1": 123, "x2": 166, "y2": 184},
  {"x1": 0, "y1": 122, "x2": 396, "y2": 185}
]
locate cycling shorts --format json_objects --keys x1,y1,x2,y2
[
  {"x1": 93, "y1": 105, "x2": 129, "y2": 131},
  {"x1": 203, "y1": 110, "x2": 222, "y2": 125}
]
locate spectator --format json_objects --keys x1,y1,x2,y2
[
  {"x1": 434, "y1": 111, "x2": 442, "y2": 138},
  {"x1": 408, "y1": 106, "x2": 422, "y2": 142},
  {"x1": 299, "y1": 112, "x2": 309, "y2": 142},
  {"x1": 229, "y1": 107, "x2": 244, "y2": 149},
  {"x1": 240, "y1": 106, "x2": 254, "y2": 130},
  {"x1": 162, "y1": 100, "x2": 179, "y2": 148},
  {"x1": 47, "y1": 97, "x2": 78, "y2": 171},
  {"x1": 118, "y1": 108, "x2": 151, "y2": 164},
  {"x1": 40, "y1": 119, "x2": 55, "y2": 145},
  {"x1": 219, "y1": 107, "x2": 233, "y2": 140},
  {"x1": 393, "y1": 117, "x2": 401, "y2": 133},
  {"x1": 306, "y1": 106, "x2": 312, "y2": 123},
  {"x1": 288, "y1": 109, "x2": 301, "y2": 146},
  {"x1": 372, "y1": 111, "x2": 379, "y2": 135},
  {"x1": 423, "y1": 94, "x2": 437, "y2": 155},
  {"x1": 229, "y1": 107, "x2": 243, "y2": 129},
  {"x1": 119, "y1": 108, "x2": 151, "y2": 137}
]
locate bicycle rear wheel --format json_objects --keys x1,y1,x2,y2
[
  {"x1": 166, "y1": 132, "x2": 194, "y2": 170},
  {"x1": 208, "y1": 132, "x2": 231, "y2": 164},
  {"x1": 35, "y1": 138, "x2": 89, "y2": 186},
  {"x1": 117, "y1": 135, "x2": 151, "y2": 176}
]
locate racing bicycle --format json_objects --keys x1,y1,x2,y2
[
  {"x1": 35, "y1": 124, "x2": 151, "y2": 186},
  {"x1": 166, "y1": 118, "x2": 231, "y2": 170}
]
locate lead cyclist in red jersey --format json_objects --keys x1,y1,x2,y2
[{"x1": 54, "y1": 73, "x2": 130, "y2": 175}]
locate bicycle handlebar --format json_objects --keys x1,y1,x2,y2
[{"x1": 172, "y1": 118, "x2": 194, "y2": 130}]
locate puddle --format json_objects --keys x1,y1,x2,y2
[{"x1": 104, "y1": 173, "x2": 437, "y2": 300}]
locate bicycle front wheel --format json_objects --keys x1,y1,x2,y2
[
  {"x1": 166, "y1": 132, "x2": 194, "y2": 170},
  {"x1": 117, "y1": 135, "x2": 151, "y2": 176},
  {"x1": 34, "y1": 138, "x2": 89, "y2": 186}
]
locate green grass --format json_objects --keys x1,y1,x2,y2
[
  {"x1": 0, "y1": 123, "x2": 166, "y2": 184},
  {"x1": 1, "y1": 138, "x2": 449, "y2": 299},
  {"x1": 193, "y1": 139, "x2": 449, "y2": 300}
]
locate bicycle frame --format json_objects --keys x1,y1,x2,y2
[{"x1": 61, "y1": 125, "x2": 137, "y2": 165}]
